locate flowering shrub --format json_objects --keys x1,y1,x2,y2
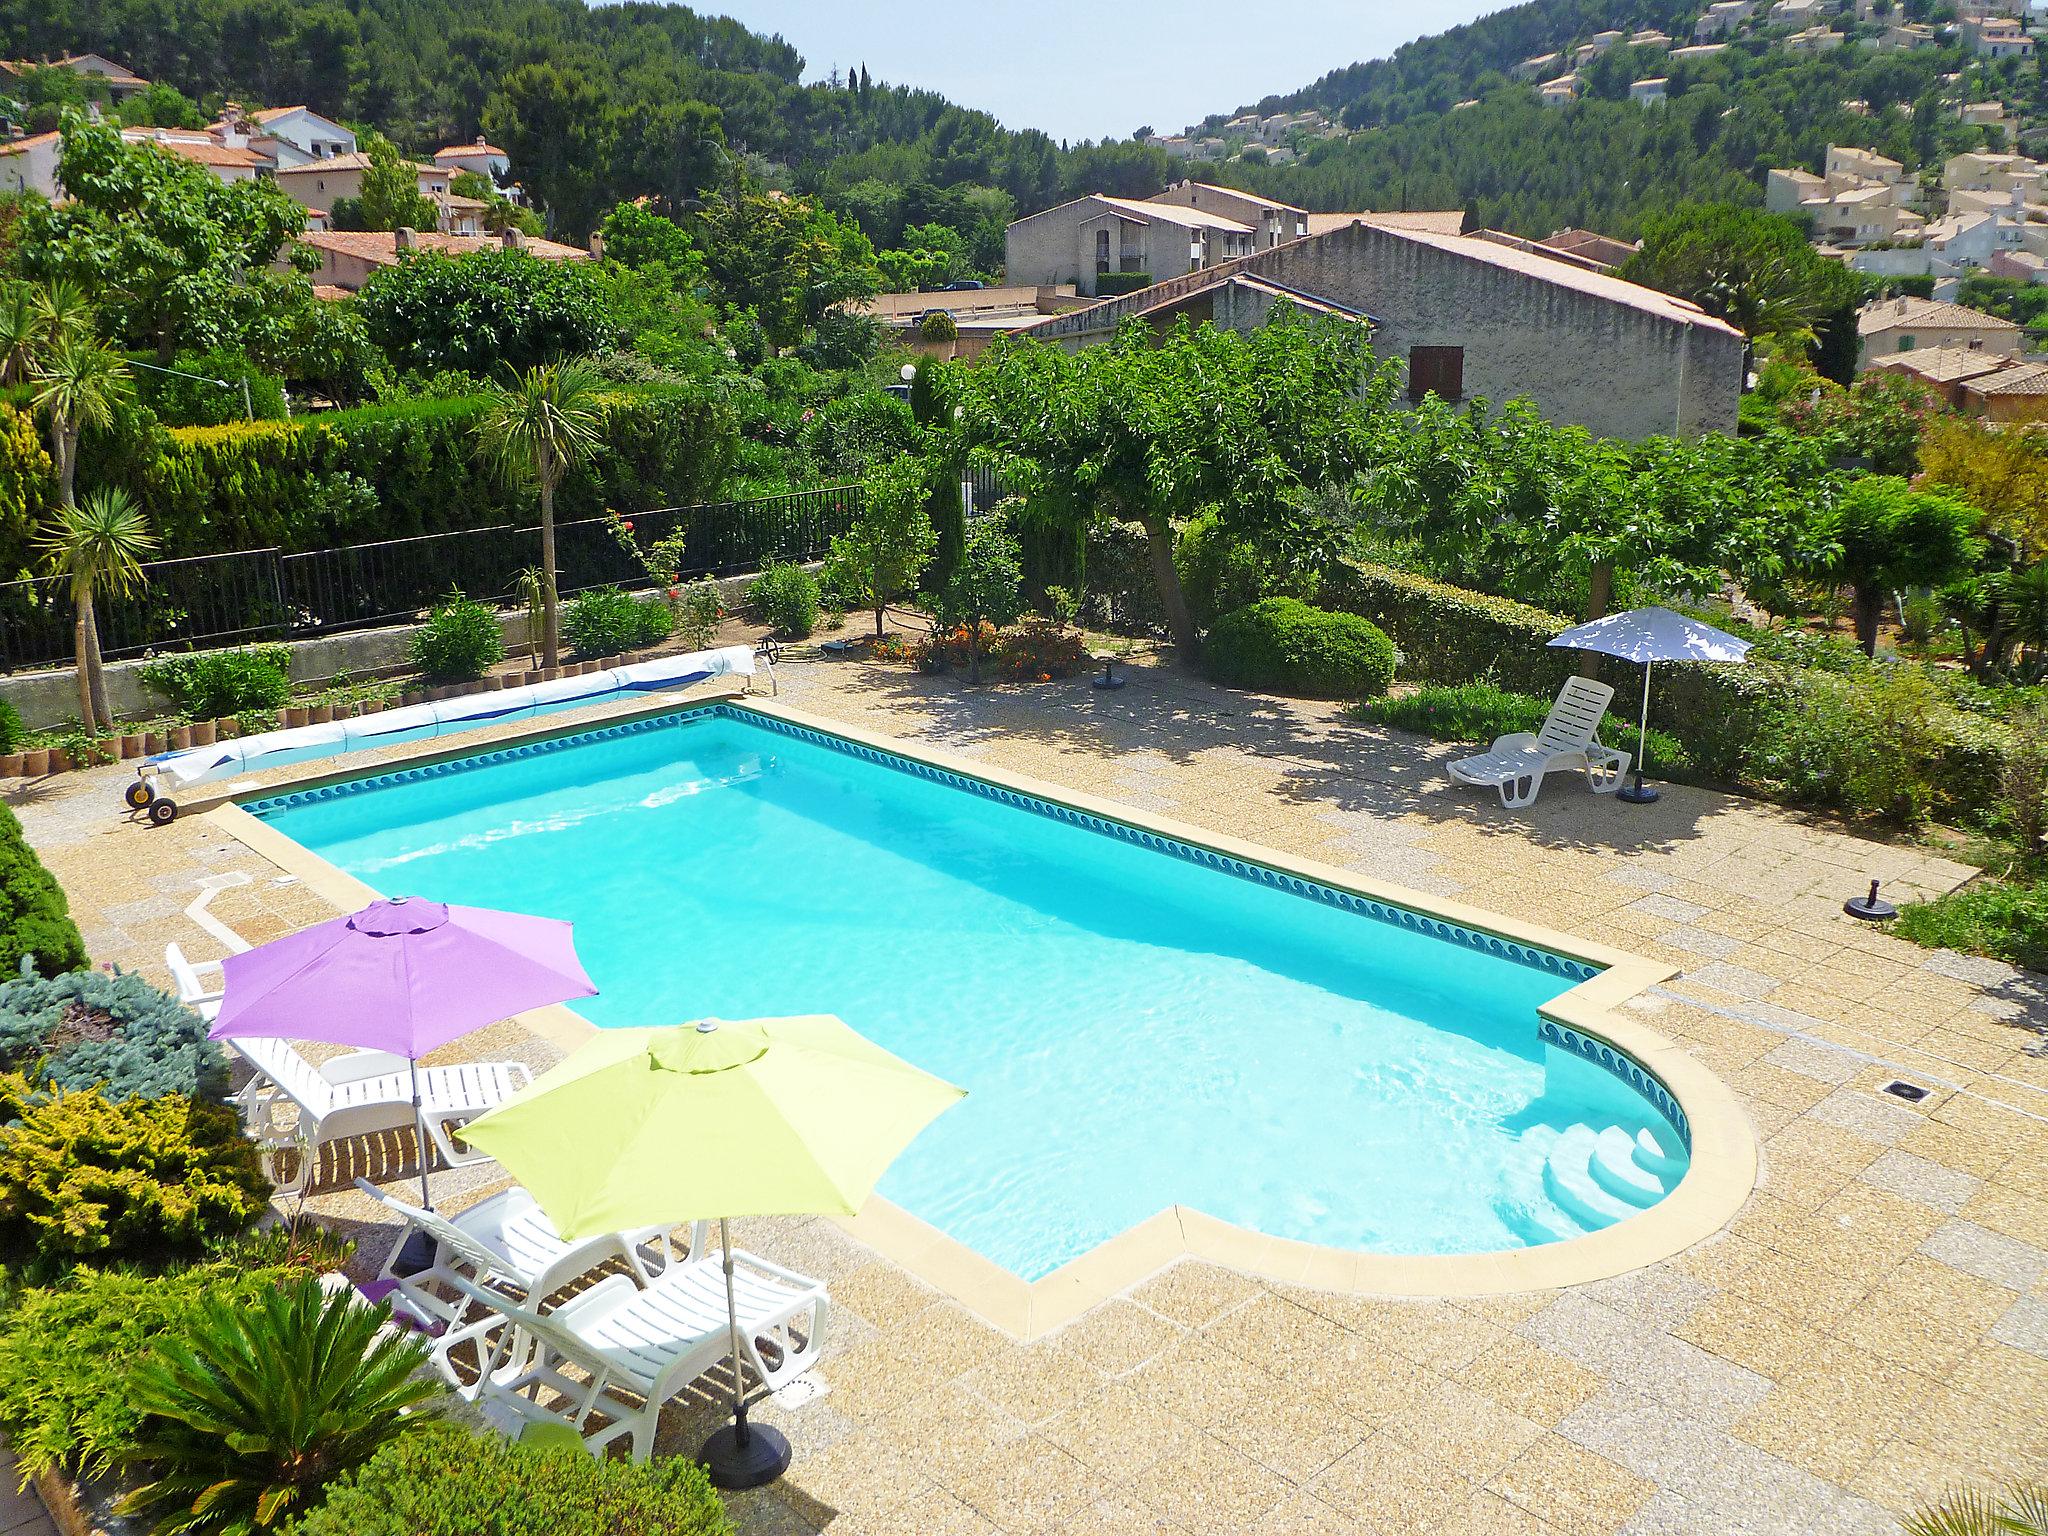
[
  {"x1": 871, "y1": 633, "x2": 912, "y2": 662},
  {"x1": 912, "y1": 622, "x2": 998, "y2": 673},
  {"x1": 995, "y1": 618, "x2": 1088, "y2": 682}
]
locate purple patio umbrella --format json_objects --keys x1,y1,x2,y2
[{"x1": 210, "y1": 896, "x2": 596, "y2": 1206}]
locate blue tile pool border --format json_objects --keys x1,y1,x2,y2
[{"x1": 245, "y1": 701, "x2": 1608, "y2": 990}]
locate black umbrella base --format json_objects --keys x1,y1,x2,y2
[
  {"x1": 702, "y1": 1421, "x2": 790, "y2": 1489},
  {"x1": 1617, "y1": 776, "x2": 1660, "y2": 805}
]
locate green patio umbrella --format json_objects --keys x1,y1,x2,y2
[{"x1": 460, "y1": 1015, "x2": 963, "y2": 1488}]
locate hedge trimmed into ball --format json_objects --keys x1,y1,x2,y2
[{"x1": 1204, "y1": 597, "x2": 1396, "y2": 700}]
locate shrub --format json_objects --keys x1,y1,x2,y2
[
  {"x1": 295, "y1": 1424, "x2": 734, "y2": 1536},
  {"x1": 1743, "y1": 667, "x2": 1957, "y2": 825},
  {"x1": 138, "y1": 646, "x2": 293, "y2": 721},
  {"x1": 0, "y1": 699, "x2": 21, "y2": 755},
  {"x1": 0, "y1": 803, "x2": 88, "y2": 978},
  {"x1": 1095, "y1": 271, "x2": 1152, "y2": 296},
  {"x1": 1206, "y1": 598, "x2": 1396, "y2": 700},
  {"x1": 1321, "y1": 560, "x2": 1572, "y2": 695},
  {"x1": 1895, "y1": 878, "x2": 2048, "y2": 974},
  {"x1": 672, "y1": 580, "x2": 724, "y2": 650},
  {"x1": 917, "y1": 309, "x2": 958, "y2": 343},
  {"x1": 0, "y1": 1077, "x2": 269, "y2": 1263},
  {"x1": 995, "y1": 618, "x2": 1089, "y2": 682},
  {"x1": 122, "y1": 1276, "x2": 442, "y2": 1536},
  {"x1": 0, "y1": 968, "x2": 226, "y2": 1101},
  {"x1": 750, "y1": 561, "x2": 822, "y2": 638},
  {"x1": 131, "y1": 350, "x2": 288, "y2": 428},
  {"x1": 408, "y1": 590, "x2": 505, "y2": 681},
  {"x1": 0, "y1": 1259, "x2": 297, "y2": 1484},
  {"x1": 562, "y1": 586, "x2": 674, "y2": 658},
  {"x1": 1176, "y1": 511, "x2": 1322, "y2": 630}
]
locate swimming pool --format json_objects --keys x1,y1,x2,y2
[{"x1": 249, "y1": 704, "x2": 1692, "y2": 1282}]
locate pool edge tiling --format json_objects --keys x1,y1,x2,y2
[{"x1": 209, "y1": 692, "x2": 1759, "y2": 1340}]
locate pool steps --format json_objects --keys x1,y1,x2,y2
[{"x1": 1517, "y1": 1122, "x2": 1684, "y2": 1236}]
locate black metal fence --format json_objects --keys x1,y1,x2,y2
[{"x1": 0, "y1": 484, "x2": 862, "y2": 672}]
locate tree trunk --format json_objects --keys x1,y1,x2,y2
[
  {"x1": 538, "y1": 463, "x2": 560, "y2": 669},
  {"x1": 1852, "y1": 584, "x2": 1884, "y2": 658},
  {"x1": 71, "y1": 588, "x2": 93, "y2": 727},
  {"x1": 1141, "y1": 515, "x2": 1198, "y2": 657},
  {"x1": 82, "y1": 593, "x2": 111, "y2": 730},
  {"x1": 1578, "y1": 560, "x2": 1614, "y2": 678},
  {"x1": 967, "y1": 624, "x2": 982, "y2": 684},
  {"x1": 53, "y1": 421, "x2": 76, "y2": 510},
  {"x1": 874, "y1": 604, "x2": 886, "y2": 638}
]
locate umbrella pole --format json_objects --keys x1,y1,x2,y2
[
  {"x1": 409, "y1": 1058, "x2": 432, "y2": 1210},
  {"x1": 700, "y1": 1216, "x2": 792, "y2": 1490},
  {"x1": 1618, "y1": 659, "x2": 1660, "y2": 805}
]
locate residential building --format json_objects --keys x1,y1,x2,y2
[
  {"x1": 1473, "y1": 226, "x2": 1641, "y2": 273},
  {"x1": 270, "y1": 151, "x2": 471, "y2": 230},
  {"x1": 1539, "y1": 75, "x2": 1582, "y2": 107},
  {"x1": 1669, "y1": 43, "x2": 1731, "y2": 60},
  {"x1": 287, "y1": 226, "x2": 596, "y2": 294},
  {"x1": 1023, "y1": 218, "x2": 1745, "y2": 439},
  {"x1": 1573, "y1": 29, "x2": 1628, "y2": 63},
  {"x1": 1006, "y1": 193, "x2": 1270, "y2": 296},
  {"x1": 210, "y1": 104, "x2": 356, "y2": 167},
  {"x1": 1959, "y1": 360, "x2": 2048, "y2": 418},
  {"x1": 1881, "y1": 22, "x2": 1939, "y2": 47},
  {"x1": 1944, "y1": 150, "x2": 2042, "y2": 195},
  {"x1": 1511, "y1": 52, "x2": 1564, "y2": 81},
  {"x1": 1150, "y1": 182, "x2": 1307, "y2": 248},
  {"x1": 1857, "y1": 295, "x2": 2024, "y2": 363},
  {"x1": 1957, "y1": 101, "x2": 2015, "y2": 144},
  {"x1": 0, "y1": 52, "x2": 148, "y2": 99},
  {"x1": 1694, "y1": 0, "x2": 1756, "y2": 37},
  {"x1": 1968, "y1": 20, "x2": 2036, "y2": 54},
  {"x1": 0, "y1": 130, "x2": 60, "y2": 197},
  {"x1": 856, "y1": 284, "x2": 1088, "y2": 361},
  {"x1": 118, "y1": 126, "x2": 267, "y2": 183},
  {"x1": 1771, "y1": 0, "x2": 1825, "y2": 24},
  {"x1": 433, "y1": 136, "x2": 510, "y2": 181},
  {"x1": 1865, "y1": 343, "x2": 2013, "y2": 405},
  {"x1": 1630, "y1": 78, "x2": 1669, "y2": 105},
  {"x1": 1630, "y1": 30, "x2": 1675, "y2": 48},
  {"x1": 1826, "y1": 146, "x2": 1905, "y2": 185},
  {"x1": 1990, "y1": 248, "x2": 2048, "y2": 283},
  {"x1": 1924, "y1": 209, "x2": 2035, "y2": 267},
  {"x1": 1304, "y1": 210, "x2": 1468, "y2": 237},
  {"x1": 1783, "y1": 26, "x2": 1846, "y2": 51}
]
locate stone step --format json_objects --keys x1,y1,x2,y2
[
  {"x1": 1632, "y1": 1124, "x2": 1687, "y2": 1180},
  {"x1": 1590, "y1": 1126, "x2": 1667, "y2": 1207},
  {"x1": 1543, "y1": 1126, "x2": 1638, "y2": 1229}
]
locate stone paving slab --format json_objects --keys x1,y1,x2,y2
[{"x1": 9, "y1": 650, "x2": 2047, "y2": 1535}]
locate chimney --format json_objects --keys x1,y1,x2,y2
[
  {"x1": 475, "y1": 134, "x2": 488, "y2": 149},
  {"x1": 501, "y1": 226, "x2": 526, "y2": 251},
  {"x1": 394, "y1": 225, "x2": 415, "y2": 251},
  {"x1": 587, "y1": 229, "x2": 604, "y2": 260}
]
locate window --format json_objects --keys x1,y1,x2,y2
[
  {"x1": 1898, "y1": 335, "x2": 1915, "y2": 351},
  {"x1": 1408, "y1": 345, "x2": 1465, "y2": 403},
  {"x1": 1095, "y1": 229, "x2": 1110, "y2": 274}
]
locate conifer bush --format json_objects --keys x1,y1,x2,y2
[{"x1": 0, "y1": 968, "x2": 226, "y2": 1101}]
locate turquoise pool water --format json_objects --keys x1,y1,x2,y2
[{"x1": 253, "y1": 708, "x2": 1687, "y2": 1280}]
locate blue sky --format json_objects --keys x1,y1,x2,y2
[{"x1": 688, "y1": 1, "x2": 1504, "y2": 142}]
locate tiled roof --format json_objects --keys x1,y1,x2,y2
[
  {"x1": 1961, "y1": 360, "x2": 2048, "y2": 395},
  {"x1": 1858, "y1": 297, "x2": 2022, "y2": 334},
  {"x1": 1385, "y1": 223, "x2": 1744, "y2": 336},
  {"x1": 1865, "y1": 345, "x2": 2013, "y2": 384},
  {"x1": 1306, "y1": 211, "x2": 1467, "y2": 237},
  {"x1": 1158, "y1": 181, "x2": 1305, "y2": 217},
  {"x1": 0, "y1": 131, "x2": 61, "y2": 157},
  {"x1": 122, "y1": 132, "x2": 269, "y2": 168},
  {"x1": 309, "y1": 283, "x2": 353, "y2": 301},
  {"x1": 1093, "y1": 194, "x2": 1252, "y2": 233},
  {"x1": 434, "y1": 141, "x2": 508, "y2": 159},
  {"x1": 298, "y1": 229, "x2": 592, "y2": 266}
]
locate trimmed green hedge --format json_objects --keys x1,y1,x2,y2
[
  {"x1": 1322, "y1": 560, "x2": 1573, "y2": 695},
  {"x1": 137, "y1": 387, "x2": 739, "y2": 556},
  {"x1": 0, "y1": 803, "x2": 87, "y2": 978},
  {"x1": 296, "y1": 1426, "x2": 734, "y2": 1536},
  {"x1": 1094, "y1": 272, "x2": 1153, "y2": 297},
  {"x1": 1206, "y1": 598, "x2": 1396, "y2": 699}
]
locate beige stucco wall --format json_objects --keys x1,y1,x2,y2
[
  {"x1": 1859, "y1": 325, "x2": 2023, "y2": 363},
  {"x1": 276, "y1": 164, "x2": 365, "y2": 209}
]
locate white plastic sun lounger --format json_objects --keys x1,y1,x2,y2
[
  {"x1": 1446, "y1": 676, "x2": 1629, "y2": 809},
  {"x1": 448, "y1": 1250, "x2": 828, "y2": 1461},
  {"x1": 353, "y1": 1179, "x2": 700, "y2": 1381}
]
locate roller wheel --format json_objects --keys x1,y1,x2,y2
[
  {"x1": 124, "y1": 780, "x2": 156, "y2": 810},
  {"x1": 148, "y1": 798, "x2": 179, "y2": 826}
]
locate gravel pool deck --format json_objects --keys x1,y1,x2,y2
[{"x1": 10, "y1": 648, "x2": 2047, "y2": 1536}]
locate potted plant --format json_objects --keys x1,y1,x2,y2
[
  {"x1": 46, "y1": 746, "x2": 71, "y2": 772},
  {"x1": 0, "y1": 749, "x2": 24, "y2": 776},
  {"x1": 191, "y1": 718, "x2": 216, "y2": 746},
  {"x1": 118, "y1": 731, "x2": 144, "y2": 758},
  {"x1": 21, "y1": 746, "x2": 50, "y2": 775},
  {"x1": 169, "y1": 724, "x2": 192, "y2": 751}
]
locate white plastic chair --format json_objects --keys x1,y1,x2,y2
[
  {"x1": 450, "y1": 1249, "x2": 828, "y2": 1461},
  {"x1": 1446, "y1": 676, "x2": 1629, "y2": 809}
]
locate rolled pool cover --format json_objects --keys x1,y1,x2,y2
[{"x1": 138, "y1": 645, "x2": 757, "y2": 794}]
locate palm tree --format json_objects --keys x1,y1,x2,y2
[
  {"x1": 121, "y1": 1277, "x2": 440, "y2": 1536},
  {"x1": 474, "y1": 362, "x2": 601, "y2": 668},
  {"x1": 38, "y1": 487, "x2": 155, "y2": 729},
  {"x1": 1905, "y1": 1483, "x2": 2047, "y2": 1536},
  {"x1": 31, "y1": 279, "x2": 94, "y2": 346},
  {"x1": 32, "y1": 331, "x2": 131, "y2": 510},
  {"x1": 0, "y1": 283, "x2": 42, "y2": 386}
]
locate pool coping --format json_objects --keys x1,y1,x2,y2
[{"x1": 199, "y1": 689, "x2": 1757, "y2": 1341}]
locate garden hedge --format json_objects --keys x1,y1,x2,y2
[
  {"x1": 296, "y1": 1426, "x2": 734, "y2": 1536},
  {"x1": 136, "y1": 387, "x2": 740, "y2": 556},
  {"x1": 0, "y1": 803, "x2": 88, "y2": 979}
]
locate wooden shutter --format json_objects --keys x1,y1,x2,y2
[{"x1": 1408, "y1": 345, "x2": 1465, "y2": 403}]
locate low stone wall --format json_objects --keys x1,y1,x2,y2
[{"x1": 2, "y1": 573, "x2": 769, "y2": 729}]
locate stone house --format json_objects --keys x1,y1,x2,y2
[
  {"x1": 286, "y1": 226, "x2": 597, "y2": 294},
  {"x1": 1856, "y1": 296, "x2": 2024, "y2": 364},
  {"x1": 1021, "y1": 218, "x2": 1745, "y2": 439},
  {"x1": 1004, "y1": 193, "x2": 1258, "y2": 296},
  {"x1": 1150, "y1": 182, "x2": 1308, "y2": 249},
  {"x1": 0, "y1": 130, "x2": 61, "y2": 198}
]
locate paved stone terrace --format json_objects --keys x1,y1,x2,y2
[{"x1": 10, "y1": 651, "x2": 2048, "y2": 1536}]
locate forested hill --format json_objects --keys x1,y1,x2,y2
[
  {"x1": 1, "y1": 0, "x2": 1172, "y2": 240},
  {"x1": 1194, "y1": 0, "x2": 2040, "y2": 236}
]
